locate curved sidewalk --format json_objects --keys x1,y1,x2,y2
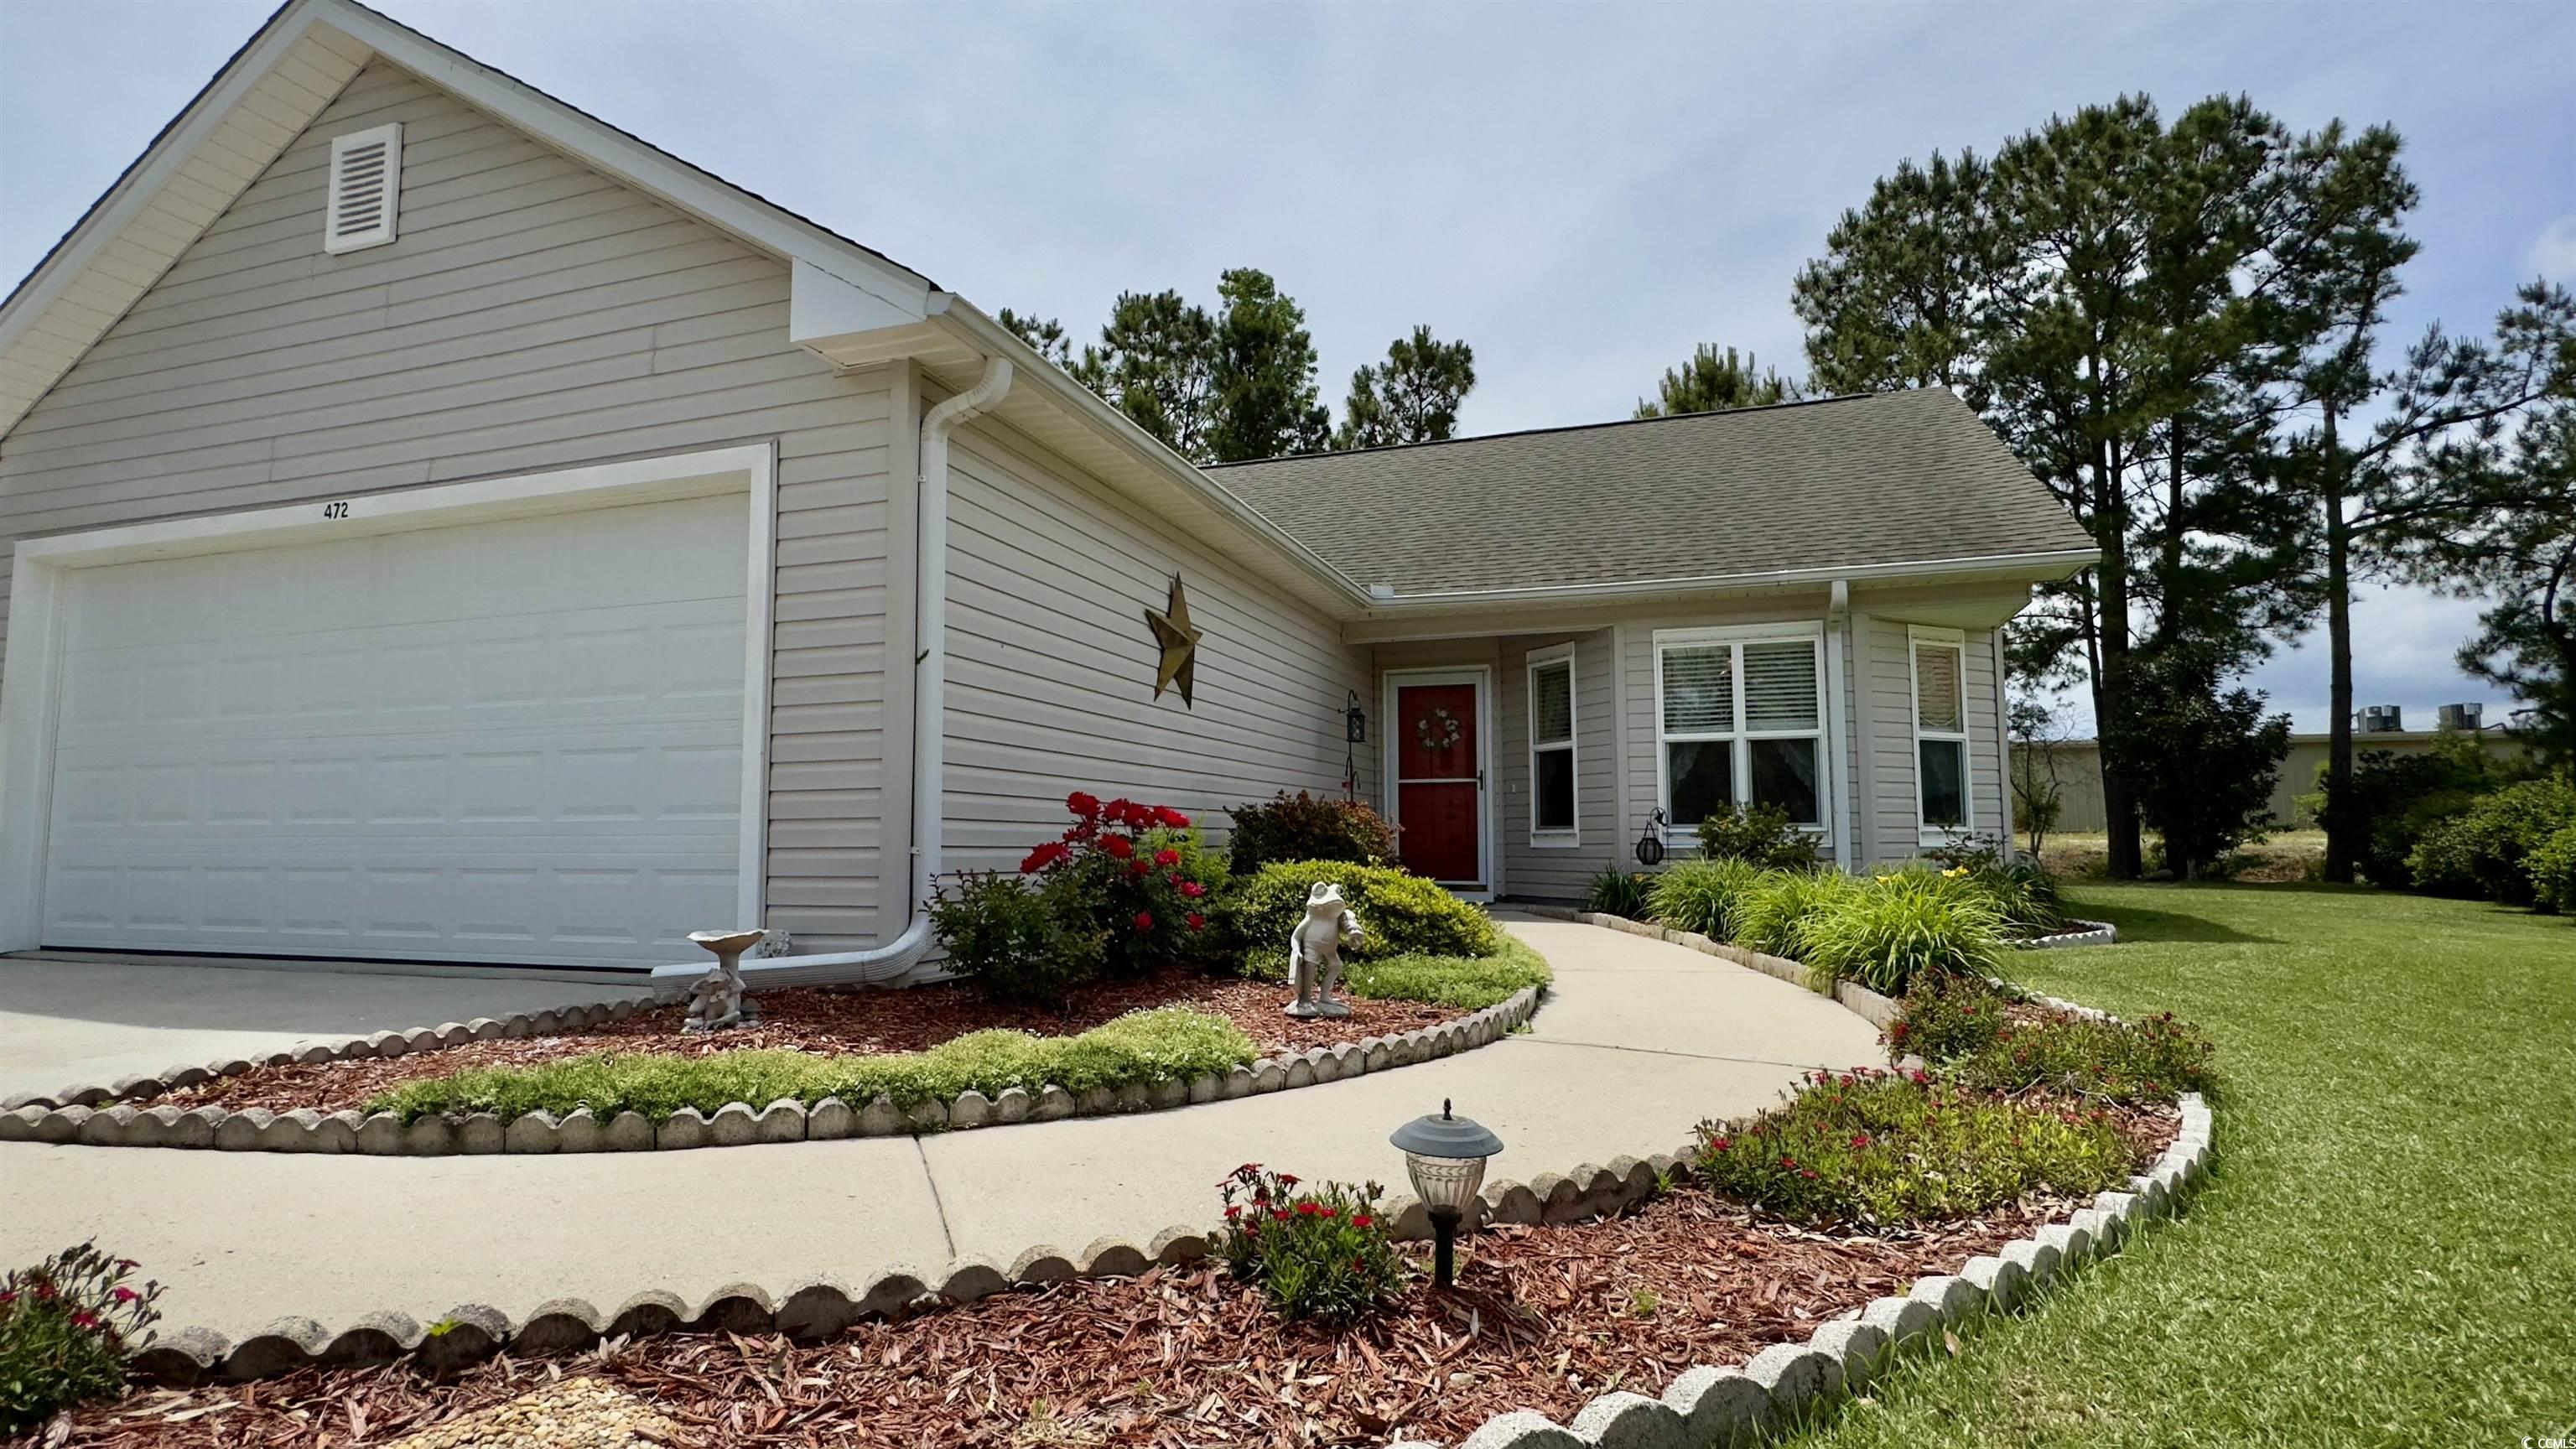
[{"x1": 0, "y1": 917, "x2": 1883, "y2": 1342}]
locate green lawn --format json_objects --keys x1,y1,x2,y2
[{"x1": 1782, "y1": 882, "x2": 2575, "y2": 1449}]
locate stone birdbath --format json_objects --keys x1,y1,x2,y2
[{"x1": 682, "y1": 928, "x2": 766, "y2": 1034}]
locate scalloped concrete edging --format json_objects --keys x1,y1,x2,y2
[
  {"x1": 0, "y1": 987, "x2": 1545, "y2": 1156},
  {"x1": 2018, "y1": 918, "x2": 2119, "y2": 949}
]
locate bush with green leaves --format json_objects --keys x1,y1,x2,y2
[
  {"x1": 1, "y1": 1243, "x2": 162, "y2": 1435},
  {"x1": 1646, "y1": 856, "x2": 1770, "y2": 940},
  {"x1": 1692, "y1": 1067, "x2": 2132, "y2": 1227},
  {"x1": 1582, "y1": 866, "x2": 1653, "y2": 920},
  {"x1": 1884, "y1": 973, "x2": 2008, "y2": 1062},
  {"x1": 1732, "y1": 868, "x2": 1865, "y2": 958},
  {"x1": 1692, "y1": 802, "x2": 1822, "y2": 870},
  {"x1": 2528, "y1": 823, "x2": 2576, "y2": 916},
  {"x1": 1794, "y1": 867, "x2": 2008, "y2": 995},
  {"x1": 926, "y1": 871, "x2": 1108, "y2": 1008},
  {"x1": 1978, "y1": 857, "x2": 2072, "y2": 935},
  {"x1": 1340, "y1": 934, "x2": 1551, "y2": 1010},
  {"x1": 1225, "y1": 791, "x2": 1400, "y2": 875},
  {"x1": 1946, "y1": 1008, "x2": 2218, "y2": 1104},
  {"x1": 2405, "y1": 776, "x2": 2576, "y2": 906},
  {"x1": 364, "y1": 1007, "x2": 1255, "y2": 1124},
  {"x1": 1216, "y1": 1165, "x2": 1408, "y2": 1324},
  {"x1": 1223, "y1": 861, "x2": 1499, "y2": 978},
  {"x1": 2313, "y1": 731, "x2": 2531, "y2": 889}
]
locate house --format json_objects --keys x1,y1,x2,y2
[{"x1": 0, "y1": 0, "x2": 2097, "y2": 978}]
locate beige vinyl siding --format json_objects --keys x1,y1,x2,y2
[
  {"x1": 0, "y1": 61, "x2": 901, "y2": 952},
  {"x1": 941, "y1": 420, "x2": 1374, "y2": 872},
  {"x1": 1857, "y1": 616, "x2": 2008, "y2": 860},
  {"x1": 1497, "y1": 630, "x2": 1618, "y2": 900}
]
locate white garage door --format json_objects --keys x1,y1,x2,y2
[{"x1": 38, "y1": 495, "x2": 750, "y2": 969}]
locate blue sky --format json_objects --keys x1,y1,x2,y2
[{"x1": 5, "y1": 0, "x2": 2571, "y2": 734}]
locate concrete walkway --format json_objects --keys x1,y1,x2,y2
[{"x1": 0, "y1": 918, "x2": 1882, "y2": 1342}]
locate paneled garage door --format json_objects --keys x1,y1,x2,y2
[{"x1": 37, "y1": 494, "x2": 750, "y2": 968}]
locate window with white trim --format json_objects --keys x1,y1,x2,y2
[
  {"x1": 1529, "y1": 646, "x2": 1576, "y2": 843},
  {"x1": 1910, "y1": 626, "x2": 1971, "y2": 835},
  {"x1": 1654, "y1": 626, "x2": 1826, "y2": 828}
]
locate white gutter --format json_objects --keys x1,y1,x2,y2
[
  {"x1": 1357, "y1": 548, "x2": 2102, "y2": 611},
  {"x1": 1825, "y1": 579, "x2": 1853, "y2": 867},
  {"x1": 655, "y1": 355, "x2": 1015, "y2": 990}
]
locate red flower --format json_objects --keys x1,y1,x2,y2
[
  {"x1": 1105, "y1": 797, "x2": 1142, "y2": 826},
  {"x1": 112, "y1": 1286, "x2": 138, "y2": 1304},
  {"x1": 1277, "y1": 1173, "x2": 1300, "y2": 1187},
  {"x1": 1352, "y1": 1214, "x2": 1374, "y2": 1228},
  {"x1": 1186, "y1": 912, "x2": 1206, "y2": 932},
  {"x1": 1153, "y1": 848, "x2": 1181, "y2": 867},
  {"x1": 1101, "y1": 834, "x2": 1134, "y2": 860},
  {"x1": 1851, "y1": 1133, "x2": 1872, "y2": 1149},
  {"x1": 1223, "y1": 1205, "x2": 1241, "y2": 1219},
  {"x1": 1178, "y1": 880, "x2": 1207, "y2": 899},
  {"x1": 1271, "y1": 1209, "x2": 1294, "y2": 1222},
  {"x1": 1067, "y1": 791, "x2": 1101, "y2": 818},
  {"x1": 70, "y1": 1311, "x2": 98, "y2": 1330},
  {"x1": 1133, "y1": 911, "x2": 1154, "y2": 932},
  {"x1": 1020, "y1": 840, "x2": 1068, "y2": 874},
  {"x1": 1709, "y1": 1136, "x2": 1732, "y2": 1152},
  {"x1": 1154, "y1": 805, "x2": 1192, "y2": 829},
  {"x1": 1130, "y1": 860, "x2": 1151, "y2": 876}
]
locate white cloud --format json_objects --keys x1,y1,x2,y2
[{"x1": 2530, "y1": 216, "x2": 2576, "y2": 283}]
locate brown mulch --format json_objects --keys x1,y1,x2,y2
[
  {"x1": 60, "y1": 1110, "x2": 2177, "y2": 1448},
  {"x1": 140, "y1": 970, "x2": 1468, "y2": 1117}
]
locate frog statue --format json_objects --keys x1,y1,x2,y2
[{"x1": 1285, "y1": 882, "x2": 1364, "y2": 1018}]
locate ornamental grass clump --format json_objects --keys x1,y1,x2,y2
[
  {"x1": 1645, "y1": 856, "x2": 1769, "y2": 941},
  {"x1": 1947, "y1": 1008, "x2": 2219, "y2": 1104},
  {"x1": 1582, "y1": 866, "x2": 1653, "y2": 920},
  {"x1": 1732, "y1": 868, "x2": 1866, "y2": 958},
  {"x1": 1216, "y1": 1165, "x2": 1408, "y2": 1325},
  {"x1": 1794, "y1": 867, "x2": 2008, "y2": 995},
  {"x1": 363, "y1": 1006, "x2": 1255, "y2": 1124},
  {"x1": 1692, "y1": 1068, "x2": 2131, "y2": 1228},
  {"x1": 1, "y1": 1243, "x2": 162, "y2": 1435}
]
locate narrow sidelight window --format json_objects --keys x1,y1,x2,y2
[
  {"x1": 1529, "y1": 647, "x2": 1577, "y2": 842},
  {"x1": 1911, "y1": 627, "x2": 1970, "y2": 834}
]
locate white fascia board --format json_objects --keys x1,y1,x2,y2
[
  {"x1": 922, "y1": 297, "x2": 1379, "y2": 613},
  {"x1": 1358, "y1": 548, "x2": 2102, "y2": 614},
  {"x1": 788, "y1": 259, "x2": 928, "y2": 346},
  {"x1": 0, "y1": 0, "x2": 333, "y2": 362}
]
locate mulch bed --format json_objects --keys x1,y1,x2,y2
[
  {"x1": 60, "y1": 1107, "x2": 2176, "y2": 1448},
  {"x1": 139, "y1": 970, "x2": 1468, "y2": 1117}
]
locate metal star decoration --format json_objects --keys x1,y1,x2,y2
[{"x1": 1143, "y1": 574, "x2": 1202, "y2": 708}]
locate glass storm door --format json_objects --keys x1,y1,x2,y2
[{"x1": 1393, "y1": 676, "x2": 1483, "y2": 886}]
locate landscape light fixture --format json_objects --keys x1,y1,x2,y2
[{"x1": 1389, "y1": 1098, "x2": 1502, "y2": 1288}]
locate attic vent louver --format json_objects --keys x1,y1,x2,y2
[{"x1": 324, "y1": 122, "x2": 402, "y2": 254}]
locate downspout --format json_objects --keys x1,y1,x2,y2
[
  {"x1": 1824, "y1": 580, "x2": 1853, "y2": 870},
  {"x1": 655, "y1": 355, "x2": 1015, "y2": 990}
]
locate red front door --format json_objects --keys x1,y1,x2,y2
[{"x1": 1394, "y1": 679, "x2": 1482, "y2": 885}]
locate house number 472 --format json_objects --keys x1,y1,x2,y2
[{"x1": 320, "y1": 500, "x2": 350, "y2": 518}]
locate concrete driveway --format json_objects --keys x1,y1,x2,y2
[{"x1": 0, "y1": 956, "x2": 657, "y2": 1101}]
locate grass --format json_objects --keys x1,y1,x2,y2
[
  {"x1": 362, "y1": 1006, "x2": 1256, "y2": 1124},
  {"x1": 1779, "y1": 882, "x2": 2576, "y2": 1449},
  {"x1": 1342, "y1": 932, "x2": 1552, "y2": 1010},
  {"x1": 2038, "y1": 830, "x2": 2327, "y2": 884}
]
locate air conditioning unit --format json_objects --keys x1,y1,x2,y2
[
  {"x1": 2357, "y1": 705, "x2": 2404, "y2": 734},
  {"x1": 2437, "y1": 703, "x2": 2482, "y2": 732}
]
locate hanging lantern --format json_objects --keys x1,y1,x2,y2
[{"x1": 1635, "y1": 807, "x2": 1668, "y2": 866}]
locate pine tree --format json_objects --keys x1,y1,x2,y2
[
  {"x1": 1632, "y1": 345, "x2": 1802, "y2": 418},
  {"x1": 1337, "y1": 325, "x2": 1477, "y2": 449}
]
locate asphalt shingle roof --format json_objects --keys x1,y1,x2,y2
[{"x1": 1208, "y1": 388, "x2": 2096, "y2": 595}]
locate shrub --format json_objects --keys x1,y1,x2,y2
[
  {"x1": 2405, "y1": 776, "x2": 2576, "y2": 906},
  {"x1": 1224, "y1": 861, "x2": 1499, "y2": 978},
  {"x1": 1946, "y1": 1010, "x2": 2218, "y2": 1104},
  {"x1": 2315, "y1": 732, "x2": 2528, "y2": 889},
  {"x1": 364, "y1": 1006, "x2": 1256, "y2": 1123},
  {"x1": 1018, "y1": 792, "x2": 1221, "y2": 975},
  {"x1": 1978, "y1": 858, "x2": 2071, "y2": 935},
  {"x1": 1216, "y1": 1165, "x2": 1407, "y2": 1324},
  {"x1": 1732, "y1": 869, "x2": 1864, "y2": 958},
  {"x1": 1794, "y1": 869, "x2": 2007, "y2": 995},
  {"x1": 1226, "y1": 792, "x2": 1400, "y2": 875},
  {"x1": 1582, "y1": 866, "x2": 1653, "y2": 920},
  {"x1": 2529, "y1": 824, "x2": 2576, "y2": 916},
  {"x1": 2103, "y1": 646, "x2": 2291, "y2": 879},
  {"x1": 1, "y1": 1243, "x2": 161, "y2": 1435},
  {"x1": 1885, "y1": 973, "x2": 2007, "y2": 1062},
  {"x1": 1692, "y1": 1068, "x2": 2132, "y2": 1227},
  {"x1": 1646, "y1": 856, "x2": 1769, "y2": 941},
  {"x1": 927, "y1": 871, "x2": 1107, "y2": 1008},
  {"x1": 1692, "y1": 802, "x2": 1822, "y2": 870},
  {"x1": 1342, "y1": 934, "x2": 1552, "y2": 1010}
]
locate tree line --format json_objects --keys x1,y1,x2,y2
[{"x1": 1005, "y1": 92, "x2": 2573, "y2": 881}]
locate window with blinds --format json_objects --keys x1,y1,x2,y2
[
  {"x1": 1654, "y1": 630, "x2": 1826, "y2": 828},
  {"x1": 1530, "y1": 650, "x2": 1576, "y2": 839},
  {"x1": 1912, "y1": 629, "x2": 1971, "y2": 833}
]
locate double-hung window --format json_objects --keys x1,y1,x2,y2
[
  {"x1": 1654, "y1": 626, "x2": 1826, "y2": 829},
  {"x1": 1528, "y1": 645, "x2": 1577, "y2": 844},
  {"x1": 1910, "y1": 626, "x2": 1971, "y2": 838}
]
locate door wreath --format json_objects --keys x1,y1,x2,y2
[{"x1": 1415, "y1": 706, "x2": 1464, "y2": 751}]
